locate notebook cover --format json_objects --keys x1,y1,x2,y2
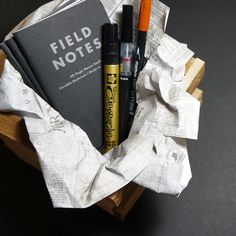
[{"x1": 13, "y1": 0, "x2": 110, "y2": 148}]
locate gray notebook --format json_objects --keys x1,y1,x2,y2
[{"x1": 13, "y1": 0, "x2": 110, "y2": 148}]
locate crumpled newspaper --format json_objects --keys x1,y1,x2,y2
[{"x1": 0, "y1": 0, "x2": 200, "y2": 208}]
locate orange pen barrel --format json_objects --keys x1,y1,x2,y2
[{"x1": 138, "y1": 0, "x2": 152, "y2": 32}]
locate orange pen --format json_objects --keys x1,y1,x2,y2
[{"x1": 128, "y1": 0, "x2": 152, "y2": 130}]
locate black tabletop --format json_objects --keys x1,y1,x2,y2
[{"x1": 1, "y1": 0, "x2": 236, "y2": 235}]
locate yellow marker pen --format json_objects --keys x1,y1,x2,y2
[{"x1": 102, "y1": 23, "x2": 119, "y2": 152}]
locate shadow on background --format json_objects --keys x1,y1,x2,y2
[{"x1": 0, "y1": 144, "x2": 163, "y2": 236}]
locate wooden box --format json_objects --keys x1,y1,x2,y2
[{"x1": 0, "y1": 51, "x2": 205, "y2": 220}]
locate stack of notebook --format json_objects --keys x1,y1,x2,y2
[{"x1": 1, "y1": 0, "x2": 110, "y2": 148}]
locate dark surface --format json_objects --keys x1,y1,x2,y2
[{"x1": 0, "y1": 0, "x2": 236, "y2": 235}]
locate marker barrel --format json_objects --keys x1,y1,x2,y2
[
  {"x1": 104, "y1": 65, "x2": 119, "y2": 151},
  {"x1": 102, "y1": 23, "x2": 120, "y2": 152}
]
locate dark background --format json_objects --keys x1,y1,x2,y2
[{"x1": 0, "y1": 0, "x2": 236, "y2": 235}]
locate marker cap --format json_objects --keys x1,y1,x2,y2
[
  {"x1": 103, "y1": 23, "x2": 118, "y2": 45},
  {"x1": 121, "y1": 5, "x2": 133, "y2": 43},
  {"x1": 102, "y1": 23, "x2": 119, "y2": 64}
]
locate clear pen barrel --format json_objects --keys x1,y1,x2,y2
[{"x1": 120, "y1": 43, "x2": 133, "y2": 76}]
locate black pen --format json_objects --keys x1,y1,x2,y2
[
  {"x1": 128, "y1": 0, "x2": 152, "y2": 130},
  {"x1": 119, "y1": 5, "x2": 133, "y2": 143}
]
